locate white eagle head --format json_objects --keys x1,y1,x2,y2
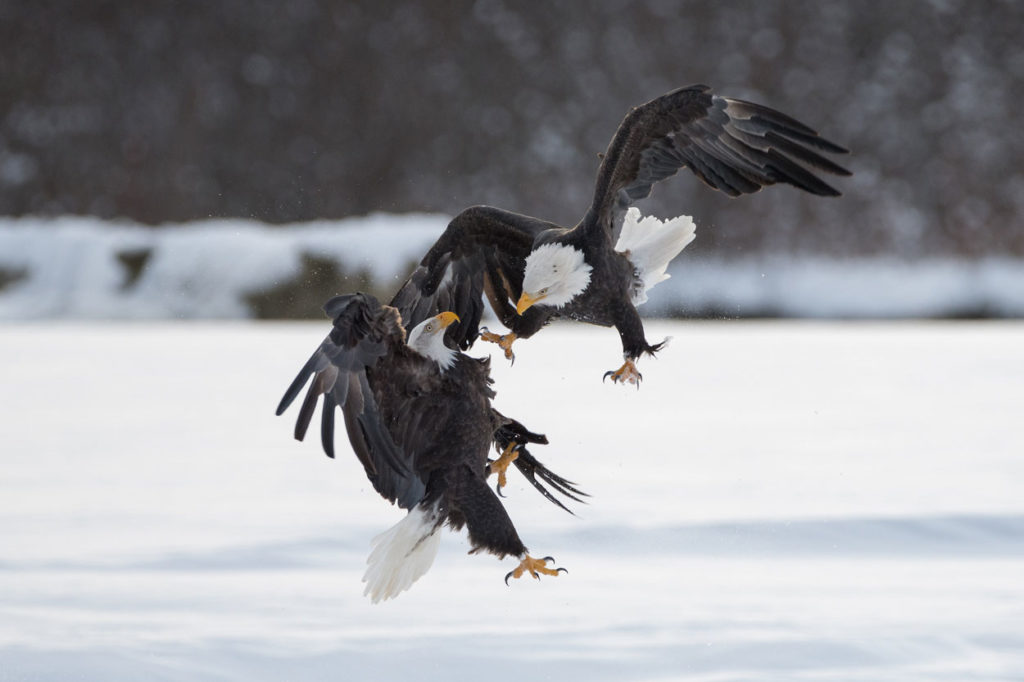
[
  {"x1": 406, "y1": 311, "x2": 459, "y2": 371},
  {"x1": 517, "y1": 243, "x2": 593, "y2": 314}
]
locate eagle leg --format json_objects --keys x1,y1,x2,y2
[
  {"x1": 504, "y1": 554, "x2": 567, "y2": 585},
  {"x1": 603, "y1": 358, "x2": 642, "y2": 388},
  {"x1": 478, "y1": 327, "x2": 518, "y2": 364},
  {"x1": 489, "y1": 442, "x2": 520, "y2": 496}
]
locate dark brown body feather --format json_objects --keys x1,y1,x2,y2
[{"x1": 276, "y1": 293, "x2": 581, "y2": 559}]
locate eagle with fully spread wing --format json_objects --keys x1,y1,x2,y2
[
  {"x1": 276, "y1": 293, "x2": 583, "y2": 601},
  {"x1": 389, "y1": 84, "x2": 850, "y2": 384}
]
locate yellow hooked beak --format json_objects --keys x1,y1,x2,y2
[
  {"x1": 516, "y1": 292, "x2": 543, "y2": 315},
  {"x1": 436, "y1": 311, "x2": 460, "y2": 328}
]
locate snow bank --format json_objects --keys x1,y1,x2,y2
[
  {"x1": 646, "y1": 255, "x2": 1024, "y2": 318},
  {"x1": 2, "y1": 215, "x2": 1023, "y2": 319},
  {"x1": 0, "y1": 214, "x2": 446, "y2": 319}
]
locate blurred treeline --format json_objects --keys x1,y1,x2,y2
[{"x1": 2, "y1": 0, "x2": 1023, "y2": 257}]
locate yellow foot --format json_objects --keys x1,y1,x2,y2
[
  {"x1": 489, "y1": 442, "x2": 520, "y2": 492},
  {"x1": 504, "y1": 554, "x2": 567, "y2": 585},
  {"x1": 479, "y1": 328, "x2": 518, "y2": 363},
  {"x1": 603, "y1": 358, "x2": 642, "y2": 387}
]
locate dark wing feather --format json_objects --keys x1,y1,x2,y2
[
  {"x1": 510, "y1": 448, "x2": 589, "y2": 514},
  {"x1": 389, "y1": 205, "x2": 555, "y2": 348},
  {"x1": 490, "y1": 410, "x2": 588, "y2": 514},
  {"x1": 586, "y1": 84, "x2": 851, "y2": 240},
  {"x1": 275, "y1": 292, "x2": 427, "y2": 508}
]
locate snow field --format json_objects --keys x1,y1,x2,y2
[{"x1": 1, "y1": 320, "x2": 1023, "y2": 680}]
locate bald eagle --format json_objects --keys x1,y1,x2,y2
[
  {"x1": 390, "y1": 84, "x2": 850, "y2": 384},
  {"x1": 276, "y1": 293, "x2": 580, "y2": 601}
]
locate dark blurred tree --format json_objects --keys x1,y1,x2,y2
[{"x1": 1, "y1": 0, "x2": 1022, "y2": 257}]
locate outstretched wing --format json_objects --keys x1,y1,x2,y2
[
  {"x1": 389, "y1": 205, "x2": 556, "y2": 348},
  {"x1": 275, "y1": 293, "x2": 428, "y2": 509},
  {"x1": 586, "y1": 84, "x2": 851, "y2": 239}
]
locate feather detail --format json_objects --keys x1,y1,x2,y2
[
  {"x1": 362, "y1": 502, "x2": 443, "y2": 603},
  {"x1": 614, "y1": 207, "x2": 696, "y2": 305}
]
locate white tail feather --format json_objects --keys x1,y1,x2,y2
[
  {"x1": 615, "y1": 207, "x2": 697, "y2": 305},
  {"x1": 362, "y1": 503, "x2": 442, "y2": 604}
]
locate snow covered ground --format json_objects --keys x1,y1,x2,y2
[{"x1": 2, "y1": 320, "x2": 1023, "y2": 681}]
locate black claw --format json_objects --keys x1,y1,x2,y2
[
  {"x1": 541, "y1": 555, "x2": 555, "y2": 563},
  {"x1": 495, "y1": 482, "x2": 506, "y2": 498},
  {"x1": 556, "y1": 567, "x2": 569, "y2": 575},
  {"x1": 504, "y1": 571, "x2": 514, "y2": 586},
  {"x1": 602, "y1": 370, "x2": 613, "y2": 383}
]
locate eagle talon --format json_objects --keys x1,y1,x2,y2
[
  {"x1": 489, "y1": 442, "x2": 520, "y2": 492},
  {"x1": 504, "y1": 554, "x2": 566, "y2": 584},
  {"x1": 479, "y1": 328, "x2": 518, "y2": 363},
  {"x1": 604, "y1": 359, "x2": 642, "y2": 387}
]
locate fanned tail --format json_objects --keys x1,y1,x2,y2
[
  {"x1": 362, "y1": 503, "x2": 442, "y2": 603},
  {"x1": 615, "y1": 207, "x2": 697, "y2": 305}
]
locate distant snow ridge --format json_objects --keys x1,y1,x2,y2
[
  {"x1": 644, "y1": 255, "x2": 1024, "y2": 318},
  {"x1": 1, "y1": 215, "x2": 1024, "y2": 319},
  {"x1": 0, "y1": 214, "x2": 446, "y2": 319}
]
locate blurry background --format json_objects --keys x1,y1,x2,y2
[{"x1": 2, "y1": 0, "x2": 1024, "y2": 318}]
